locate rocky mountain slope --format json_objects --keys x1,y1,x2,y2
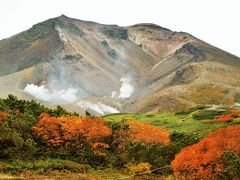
[{"x1": 0, "y1": 15, "x2": 240, "y2": 114}]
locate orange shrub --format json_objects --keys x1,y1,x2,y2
[
  {"x1": 92, "y1": 142, "x2": 110, "y2": 149},
  {"x1": 214, "y1": 109, "x2": 240, "y2": 122},
  {"x1": 228, "y1": 109, "x2": 240, "y2": 116},
  {"x1": 128, "y1": 120, "x2": 170, "y2": 145},
  {"x1": 214, "y1": 114, "x2": 233, "y2": 122},
  {"x1": 32, "y1": 113, "x2": 112, "y2": 149},
  {"x1": 171, "y1": 125, "x2": 240, "y2": 179},
  {"x1": 0, "y1": 112, "x2": 8, "y2": 127}
]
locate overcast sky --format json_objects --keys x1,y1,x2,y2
[{"x1": 0, "y1": 0, "x2": 239, "y2": 56}]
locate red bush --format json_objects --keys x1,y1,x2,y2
[{"x1": 171, "y1": 125, "x2": 240, "y2": 179}]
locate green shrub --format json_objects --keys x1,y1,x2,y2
[
  {"x1": 175, "y1": 106, "x2": 205, "y2": 115},
  {"x1": 222, "y1": 151, "x2": 240, "y2": 178},
  {"x1": 102, "y1": 26, "x2": 128, "y2": 39},
  {"x1": 150, "y1": 132, "x2": 201, "y2": 174},
  {"x1": 0, "y1": 114, "x2": 38, "y2": 159},
  {"x1": 170, "y1": 132, "x2": 201, "y2": 145},
  {"x1": 74, "y1": 148, "x2": 112, "y2": 169},
  {"x1": 54, "y1": 19, "x2": 85, "y2": 37},
  {"x1": 0, "y1": 95, "x2": 77, "y2": 118},
  {"x1": 12, "y1": 19, "x2": 55, "y2": 50},
  {"x1": 0, "y1": 159, "x2": 88, "y2": 174},
  {"x1": 123, "y1": 132, "x2": 200, "y2": 174},
  {"x1": 100, "y1": 40, "x2": 109, "y2": 48},
  {"x1": 107, "y1": 48, "x2": 119, "y2": 60},
  {"x1": 124, "y1": 143, "x2": 149, "y2": 164},
  {"x1": 192, "y1": 110, "x2": 229, "y2": 120},
  {"x1": 145, "y1": 114, "x2": 156, "y2": 118}
]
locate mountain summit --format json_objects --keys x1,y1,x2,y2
[{"x1": 0, "y1": 15, "x2": 240, "y2": 114}]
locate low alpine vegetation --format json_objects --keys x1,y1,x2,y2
[{"x1": 0, "y1": 95, "x2": 239, "y2": 179}]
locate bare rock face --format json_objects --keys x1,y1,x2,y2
[
  {"x1": 175, "y1": 43, "x2": 206, "y2": 61},
  {"x1": 0, "y1": 15, "x2": 240, "y2": 114}
]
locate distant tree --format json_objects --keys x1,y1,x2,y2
[
  {"x1": 53, "y1": 105, "x2": 69, "y2": 117},
  {"x1": 85, "y1": 110, "x2": 91, "y2": 116}
]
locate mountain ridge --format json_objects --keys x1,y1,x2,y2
[{"x1": 0, "y1": 15, "x2": 240, "y2": 114}]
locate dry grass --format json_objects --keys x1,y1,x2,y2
[{"x1": 0, "y1": 172, "x2": 176, "y2": 180}]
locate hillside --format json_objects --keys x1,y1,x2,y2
[
  {"x1": 0, "y1": 96, "x2": 239, "y2": 179},
  {"x1": 0, "y1": 15, "x2": 240, "y2": 114}
]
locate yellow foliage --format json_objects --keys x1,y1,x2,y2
[
  {"x1": 125, "y1": 162, "x2": 151, "y2": 175},
  {"x1": 233, "y1": 118, "x2": 240, "y2": 124}
]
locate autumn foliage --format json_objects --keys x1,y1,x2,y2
[
  {"x1": 0, "y1": 112, "x2": 8, "y2": 127},
  {"x1": 125, "y1": 162, "x2": 152, "y2": 174},
  {"x1": 213, "y1": 109, "x2": 240, "y2": 122},
  {"x1": 32, "y1": 113, "x2": 112, "y2": 151},
  {"x1": 128, "y1": 120, "x2": 170, "y2": 145},
  {"x1": 32, "y1": 114, "x2": 171, "y2": 160},
  {"x1": 3, "y1": 95, "x2": 240, "y2": 176},
  {"x1": 171, "y1": 125, "x2": 240, "y2": 179},
  {"x1": 193, "y1": 109, "x2": 240, "y2": 123}
]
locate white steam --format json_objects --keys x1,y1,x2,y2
[
  {"x1": 233, "y1": 103, "x2": 240, "y2": 108},
  {"x1": 111, "y1": 91, "x2": 118, "y2": 98},
  {"x1": 119, "y1": 78, "x2": 134, "y2": 98},
  {"x1": 112, "y1": 77, "x2": 134, "y2": 99},
  {"x1": 77, "y1": 100, "x2": 119, "y2": 115},
  {"x1": 24, "y1": 84, "x2": 78, "y2": 103}
]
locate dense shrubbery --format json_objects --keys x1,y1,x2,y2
[
  {"x1": 0, "y1": 113, "x2": 37, "y2": 158},
  {"x1": 102, "y1": 26, "x2": 128, "y2": 40},
  {"x1": 192, "y1": 108, "x2": 240, "y2": 124},
  {"x1": 192, "y1": 109, "x2": 229, "y2": 120},
  {"x1": 0, "y1": 95, "x2": 77, "y2": 159},
  {"x1": 0, "y1": 96, "x2": 174, "y2": 173},
  {"x1": 30, "y1": 115, "x2": 172, "y2": 169},
  {"x1": 54, "y1": 19, "x2": 85, "y2": 37},
  {"x1": 0, "y1": 94, "x2": 77, "y2": 118},
  {"x1": 171, "y1": 125, "x2": 240, "y2": 179},
  {"x1": 223, "y1": 151, "x2": 240, "y2": 177},
  {"x1": 175, "y1": 105, "x2": 205, "y2": 115},
  {"x1": 0, "y1": 95, "x2": 239, "y2": 179},
  {"x1": 0, "y1": 159, "x2": 89, "y2": 174},
  {"x1": 119, "y1": 132, "x2": 201, "y2": 174}
]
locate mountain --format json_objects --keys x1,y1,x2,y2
[{"x1": 0, "y1": 15, "x2": 240, "y2": 115}]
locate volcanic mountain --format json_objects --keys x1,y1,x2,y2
[{"x1": 0, "y1": 15, "x2": 240, "y2": 114}]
